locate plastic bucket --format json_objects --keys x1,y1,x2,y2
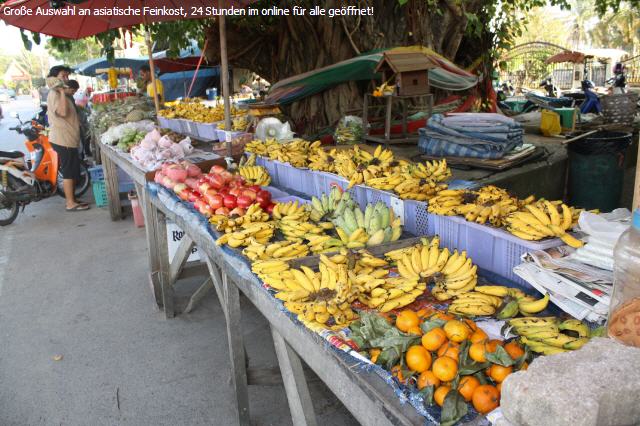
[{"x1": 568, "y1": 131, "x2": 632, "y2": 212}]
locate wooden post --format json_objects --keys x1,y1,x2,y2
[
  {"x1": 219, "y1": 15, "x2": 233, "y2": 159},
  {"x1": 633, "y1": 133, "x2": 640, "y2": 210},
  {"x1": 145, "y1": 28, "x2": 161, "y2": 114}
]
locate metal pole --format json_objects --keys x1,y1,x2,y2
[
  {"x1": 219, "y1": 15, "x2": 233, "y2": 161},
  {"x1": 145, "y1": 27, "x2": 161, "y2": 114}
]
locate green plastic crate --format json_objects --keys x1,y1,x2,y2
[{"x1": 92, "y1": 181, "x2": 108, "y2": 207}]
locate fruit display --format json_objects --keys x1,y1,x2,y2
[
  {"x1": 350, "y1": 310, "x2": 528, "y2": 424},
  {"x1": 217, "y1": 115, "x2": 249, "y2": 131},
  {"x1": 159, "y1": 99, "x2": 239, "y2": 123},
  {"x1": 309, "y1": 187, "x2": 357, "y2": 222},
  {"x1": 216, "y1": 222, "x2": 275, "y2": 248},
  {"x1": 245, "y1": 139, "x2": 453, "y2": 201},
  {"x1": 154, "y1": 162, "x2": 275, "y2": 219},
  {"x1": 90, "y1": 96, "x2": 155, "y2": 136}
]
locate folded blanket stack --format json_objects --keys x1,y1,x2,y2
[{"x1": 418, "y1": 113, "x2": 524, "y2": 159}]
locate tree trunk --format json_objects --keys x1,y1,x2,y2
[{"x1": 205, "y1": 0, "x2": 482, "y2": 135}]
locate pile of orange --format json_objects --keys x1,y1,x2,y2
[{"x1": 373, "y1": 309, "x2": 529, "y2": 416}]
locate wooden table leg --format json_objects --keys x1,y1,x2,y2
[
  {"x1": 150, "y1": 207, "x2": 174, "y2": 318},
  {"x1": 136, "y1": 183, "x2": 163, "y2": 308},
  {"x1": 100, "y1": 149, "x2": 122, "y2": 221},
  {"x1": 221, "y1": 269, "x2": 251, "y2": 426},
  {"x1": 271, "y1": 327, "x2": 318, "y2": 426}
]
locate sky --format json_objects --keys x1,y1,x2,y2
[{"x1": 0, "y1": 21, "x2": 48, "y2": 55}]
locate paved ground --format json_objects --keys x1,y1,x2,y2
[{"x1": 0, "y1": 196, "x2": 358, "y2": 425}]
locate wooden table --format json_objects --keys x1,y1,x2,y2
[{"x1": 145, "y1": 185, "x2": 435, "y2": 426}]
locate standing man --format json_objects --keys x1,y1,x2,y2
[
  {"x1": 138, "y1": 64, "x2": 164, "y2": 103},
  {"x1": 46, "y1": 67, "x2": 89, "y2": 211}
]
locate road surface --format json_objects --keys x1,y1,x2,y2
[{"x1": 0, "y1": 95, "x2": 39, "y2": 154}]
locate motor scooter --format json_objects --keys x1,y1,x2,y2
[{"x1": 0, "y1": 113, "x2": 90, "y2": 225}]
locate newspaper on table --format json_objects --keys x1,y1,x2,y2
[{"x1": 513, "y1": 246, "x2": 611, "y2": 323}]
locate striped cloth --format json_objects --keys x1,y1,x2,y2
[{"x1": 418, "y1": 113, "x2": 524, "y2": 159}]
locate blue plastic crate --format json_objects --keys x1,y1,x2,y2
[
  {"x1": 88, "y1": 166, "x2": 104, "y2": 181},
  {"x1": 92, "y1": 181, "x2": 108, "y2": 207}
]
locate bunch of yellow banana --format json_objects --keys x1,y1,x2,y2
[
  {"x1": 243, "y1": 239, "x2": 309, "y2": 261},
  {"x1": 474, "y1": 285, "x2": 550, "y2": 318},
  {"x1": 395, "y1": 176, "x2": 445, "y2": 201},
  {"x1": 306, "y1": 235, "x2": 345, "y2": 254},
  {"x1": 240, "y1": 153, "x2": 257, "y2": 167},
  {"x1": 389, "y1": 236, "x2": 478, "y2": 300},
  {"x1": 307, "y1": 147, "x2": 336, "y2": 173},
  {"x1": 278, "y1": 218, "x2": 328, "y2": 241},
  {"x1": 209, "y1": 204, "x2": 270, "y2": 233},
  {"x1": 259, "y1": 256, "x2": 358, "y2": 327},
  {"x1": 238, "y1": 165, "x2": 271, "y2": 186},
  {"x1": 159, "y1": 100, "x2": 238, "y2": 122},
  {"x1": 216, "y1": 222, "x2": 275, "y2": 248},
  {"x1": 244, "y1": 139, "x2": 276, "y2": 156},
  {"x1": 357, "y1": 276, "x2": 426, "y2": 312},
  {"x1": 447, "y1": 291, "x2": 503, "y2": 316},
  {"x1": 427, "y1": 190, "x2": 466, "y2": 215},
  {"x1": 271, "y1": 200, "x2": 310, "y2": 221},
  {"x1": 505, "y1": 200, "x2": 583, "y2": 248},
  {"x1": 508, "y1": 317, "x2": 591, "y2": 355},
  {"x1": 365, "y1": 173, "x2": 406, "y2": 192},
  {"x1": 407, "y1": 159, "x2": 451, "y2": 182}
]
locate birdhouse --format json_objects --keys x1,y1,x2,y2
[{"x1": 375, "y1": 52, "x2": 433, "y2": 96}]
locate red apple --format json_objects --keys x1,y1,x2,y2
[
  {"x1": 223, "y1": 194, "x2": 237, "y2": 209},
  {"x1": 229, "y1": 187, "x2": 243, "y2": 197},
  {"x1": 256, "y1": 190, "x2": 272, "y2": 208},
  {"x1": 162, "y1": 176, "x2": 177, "y2": 189},
  {"x1": 247, "y1": 185, "x2": 261, "y2": 192},
  {"x1": 236, "y1": 195, "x2": 253, "y2": 209},
  {"x1": 154, "y1": 171, "x2": 165, "y2": 184},
  {"x1": 210, "y1": 165, "x2": 226, "y2": 175},
  {"x1": 194, "y1": 199, "x2": 213, "y2": 217},
  {"x1": 173, "y1": 182, "x2": 188, "y2": 194},
  {"x1": 215, "y1": 207, "x2": 230, "y2": 216},
  {"x1": 187, "y1": 190, "x2": 201, "y2": 203},
  {"x1": 208, "y1": 173, "x2": 226, "y2": 190},
  {"x1": 242, "y1": 189, "x2": 257, "y2": 200},
  {"x1": 220, "y1": 170, "x2": 234, "y2": 182},
  {"x1": 205, "y1": 193, "x2": 224, "y2": 210},
  {"x1": 229, "y1": 207, "x2": 246, "y2": 217}
]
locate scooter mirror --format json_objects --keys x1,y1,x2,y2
[{"x1": 10, "y1": 112, "x2": 18, "y2": 119}]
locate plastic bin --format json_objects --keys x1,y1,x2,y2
[
  {"x1": 403, "y1": 199, "x2": 430, "y2": 236},
  {"x1": 196, "y1": 122, "x2": 218, "y2": 141},
  {"x1": 92, "y1": 181, "x2": 108, "y2": 207},
  {"x1": 271, "y1": 162, "x2": 315, "y2": 197},
  {"x1": 568, "y1": 131, "x2": 632, "y2": 211},
  {"x1": 157, "y1": 116, "x2": 170, "y2": 129},
  {"x1": 88, "y1": 166, "x2": 104, "y2": 181},
  {"x1": 167, "y1": 118, "x2": 182, "y2": 133},
  {"x1": 427, "y1": 213, "x2": 563, "y2": 286},
  {"x1": 180, "y1": 119, "x2": 200, "y2": 138}
]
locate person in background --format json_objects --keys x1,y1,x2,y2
[
  {"x1": 65, "y1": 80, "x2": 92, "y2": 158},
  {"x1": 138, "y1": 64, "x2": 164, "y2": 102},
  {"x1": 46, "y1": 70, "x2": 88, "y2": 212}
]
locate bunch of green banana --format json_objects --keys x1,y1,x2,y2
[
  {"x1": 238, "y1": 165, "x2": 271, "y2": 186},
  {"x1": 447, "y1": 291, "x2": 503, "y2": 316},
  {"x1": 333, "y1": 201, "x2": 402, "y2": 248},
  {"x1": 505, "y1": 200, "x2": 583, "y2": 248},
  {"x1": 508, "y1": 316, "x2": 591, "y2": 355},
  {"x1": 243, "y1": 239, "x2": 309, "y2": 261},
  {"x1": 309, "y1": 187, "x2": 356, "y2": 222},
  {"x1": 475, "y1": 285, "x2": 550, "y2": 317},
  {"x1": 305, "y1": 234, "x2": 346, "y2": 254},
  {"x1": 216, "y1": 222, "x2": 275, "y2": 248}
]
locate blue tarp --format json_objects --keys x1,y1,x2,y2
[
  {"x1": 74, "y1": 57, "x2": 147, "y2": 76},
  {"x1": 159, "y1": 68, "x2": 220, "y2": 102}
]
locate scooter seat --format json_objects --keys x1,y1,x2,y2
[{"x1": 0, "y1": 150, "x2": 25, "y2": 159}]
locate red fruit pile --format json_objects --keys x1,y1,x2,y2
[{"x1": 154, "y1": 162, "x2": 273, "y2": 218}]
